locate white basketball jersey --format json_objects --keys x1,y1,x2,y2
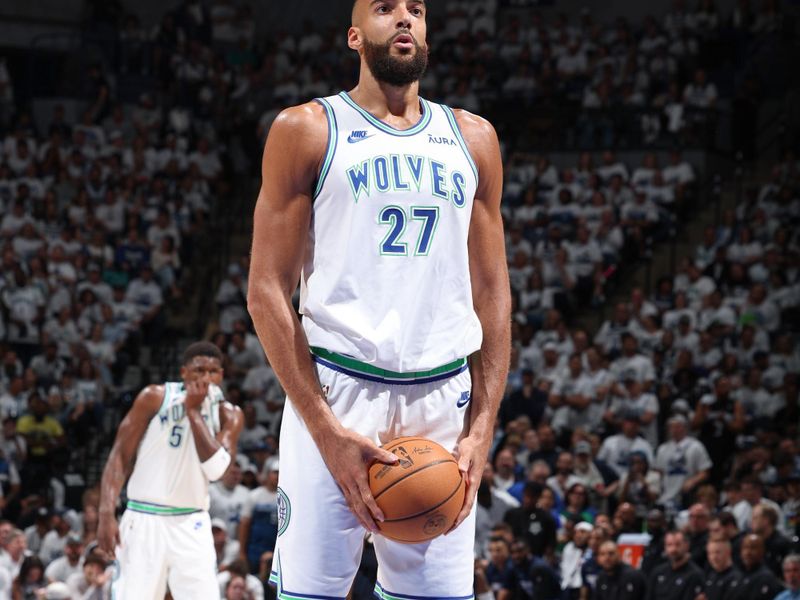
[
  {"x1": 127, "y1": 382, "x2": 223, "y2": 511},
  {"x1": 300, "y1": 92, "x2": 483, "y2": 372}
]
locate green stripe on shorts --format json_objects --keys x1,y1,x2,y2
[
  {"x1": 126, "y1": 500, "x2": 200, "y2": 516},
  {"x1": 310, "y1": 347, "x2": 466, "y2": 381}
]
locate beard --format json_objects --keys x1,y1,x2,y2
[{"x1": 363, "y1": 33, "x2": 428, "y2": 86}]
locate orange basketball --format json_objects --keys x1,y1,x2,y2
[{"x1": 368, "y1": 436, "x2": 466, "y2": 544}]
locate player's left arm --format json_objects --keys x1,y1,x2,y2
[
  {"x1": 184, "y1": 381, "x2": 241, "y2": 481},
  {"x1": 449, "y1": 110, "x2": 511, "y2": 532}
]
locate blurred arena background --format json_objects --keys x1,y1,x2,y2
[{"x1": 0, "y1": 0, "x2": 798, "y2": 598}]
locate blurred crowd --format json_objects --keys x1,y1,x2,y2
[{"x1": 0, "y1": 0, "x2": 796, "y2": 599}]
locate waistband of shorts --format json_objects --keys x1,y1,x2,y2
[
  {"x1": 126, "y1": 499, "x2": 202, "y2": 516},
  {"x1": 310, "y1": 347, "x2": 468, "y2": 385}
]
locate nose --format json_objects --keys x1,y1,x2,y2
[{"x1": 396, "y1": 6, "x2": 412, "y2": 30}]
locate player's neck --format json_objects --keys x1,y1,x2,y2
[{"x1": 349, "y1": 70, "x2": 421, "y2": 123}]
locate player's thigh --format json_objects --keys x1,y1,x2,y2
[
  {"x1": 165, "y1": 512, "x2": 220, "y2": 600},
  {"x1": 373, "y1": 504, "x2": 477, "y2": 598},
  {"x1": 390, "y1": 368, "x2": 473, "y2": 448},
  {"x1": 112, "y1": 511, "x2": 169, "y2": 600},
  {"x1": 271, "y1": 389, "x2": 369, "y2": 596}
]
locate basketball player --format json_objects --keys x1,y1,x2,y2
[
  {"x1": 97, "y1": 342, "x2": 243, "y2": 599},
  {"x1": 247, "y1": 1, "x2": 510, "y2": 597}
]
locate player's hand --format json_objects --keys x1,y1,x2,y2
[
  {"x1": 97, "y1": 513, "x2": 120, "y2": 559},
  {"x1": 447, "y1": 434, "x2": 490, "y2": 534},
  {"x1": 318, "y1": 427, "x2": 398, "y2": 533},
  {"x1": 184, "y1": 379, "x2": 209, "y2": 411}
]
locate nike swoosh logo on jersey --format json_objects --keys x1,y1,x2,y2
[{"x1": 347, "y1": 131, "x2": 374, "y2": 143}]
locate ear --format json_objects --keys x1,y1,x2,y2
[{"x1": 347, "y1": 26, "x2": 363, "y2": 51}]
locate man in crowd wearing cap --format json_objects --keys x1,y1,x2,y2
[
  {"x1": 238, "y1": 456, "x2": 279, "y2": 574},
  {"x1": 699, "y1": 538, "x2": 741, "y2": 600},
  {"x1": 561, "y1": 521, "x2": 594, "y2": 600},
  {"x1": 594, "y1": 540, "x2": 647, "y2": 600},
  {"x1": 731, "y1": 534, "x2": 783, "y2": 600},
  {"x1": 775, "y1": 555, "x2": 800, "y2": 600},
  {"x1": 23, "y1": 508, "x2": 52, "y2": 557},
  {"x1": 209, "y1": 460, "x2": 250, "y2": 540},
  {"x1": 44, "y1": 533, "x2": 83, "y2": 583},
  {"x1": 597, "y1": 412, "x2": 653, "y2": 478},
  {"x1": 610, "y1": 333, "x2": 656, "y2": 392},
  {"x1": 573, "y1": 439, "x2": 619, "y2": 515},
  {"x1": 646, "y1": 530, "x2": 704, "y2": 600},
  {"x1": 212, "y1": 518, "x2": 240, "y2": 570},
  {"x1": 654, "y1": 415, "x2": 712, "y2": 514}
]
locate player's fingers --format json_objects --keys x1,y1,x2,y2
[
  {"x1": 344, "y1": 484, "x2": 378, "y2": 533},
  {"x1": 457, "y1": 453, "x2": 471, "y2": 474},
  {"x1": 447, "y1": 470, "x2": 476, "y2": 534},
  {"x1": 372, "y1": 447, "x2": 399, "y2": 465},
  {"x1": 357, "y1": 479, "x2": 385, "y2": 522}
]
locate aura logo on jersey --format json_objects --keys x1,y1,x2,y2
[
  {"x1": 427, "y1": 135, "x2": 456, "y2": 146},
  {"x1": 345, "y1": 154, "x2": 467, "y2": 206},
  {"x1": 276, "y1": 487, "x2": 291, "y2": 536}
]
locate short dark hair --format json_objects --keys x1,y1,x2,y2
[
  {"x1": 84, "y1": 554, "x2": 106, "y2": 569},
  {"x1": 717, "y1": 511, "x2": 737, "y2": 528},
  {"x1": 182, "y1": 341, "x2": 223, "y2": 366}
]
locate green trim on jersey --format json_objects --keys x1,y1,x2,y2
[
  {"x1": 310, "y1": 347, "x2": 466, "y2": 380},
  {"x1": 126, "y1": 500, "x2": 201, "y2": 516},
  {"x1": 313, "y1": 97, "x2": 338, "y2": 200},
  {"x1": 338, "y1": 92, "x2": 432, "y2": 136},
  {"x1": 441, "y1": 105, "x2": 479, "y2": 186}
]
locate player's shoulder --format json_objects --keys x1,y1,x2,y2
[
  {"x1": 449, "y1": 108, "x2": 497, "y2": 142},
  {"x1": 270, "y1": 101, "x2": 329, "y2": 137},
  {"x1": 134, "y1": 383, "x2": 166, "y2": 412}
]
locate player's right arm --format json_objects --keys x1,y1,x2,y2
[
  {"x1": 247, "y1": 103, "x2": 397, "y2": 533},
  {"x1": 97, "y1": 384, "x2": 163, "y2": 557}
]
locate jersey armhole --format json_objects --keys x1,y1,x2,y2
[
  {"x1": 441, "y1": 104, "x2": 479, "y2": 189},
  {"x1": 312, "y1": 97, "x2": 338, "y2": 201}
]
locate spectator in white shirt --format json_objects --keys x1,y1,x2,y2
[
  {"x1": 597, "y1": 412, "x2": 654, "y2": 478},
  {"x1": 44, "y1": 535, "x2": 83, "y2": 583},
  {"x1": 654, "y1": 415, "x2": 711, "y2": 510},
  {"x1": 683, "y1": 68, "x2": 717, "y2": 108}
]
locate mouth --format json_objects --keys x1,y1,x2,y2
[{"x1": 392, "y1": 33, "x2": 415, "y2": 49}]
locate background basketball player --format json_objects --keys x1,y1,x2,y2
[{"x1": 97, "y1": 342, "x2": 243, "y2": 599}]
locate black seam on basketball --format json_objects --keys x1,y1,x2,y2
[
  {"x1": 372, "y1": 458, "x2": 457, "y2": 500},
  {"x1": 381, "y1": 437, "x2": 430, "y2": 451},
  {"x1": 381, "y1": 477, "x2": 464, "y2": 522}
]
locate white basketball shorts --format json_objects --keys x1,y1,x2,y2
[
  {"x1": 111, "y1": 507, "x2": 219, "y2": 599},
  {"x1": 269, "y1": 353, "x2": 477, "y2": 600}
]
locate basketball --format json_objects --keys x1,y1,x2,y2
[{"x1": 368, "y1": 436, "x2": 466, "y2": 544}]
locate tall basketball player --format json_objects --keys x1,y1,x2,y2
[
  {"x1": 97, "y1": 342, "x2": 243, "y2": 599},
  {"x1": 247, "y1": 1, "x2": 510, "y2": 597}
]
